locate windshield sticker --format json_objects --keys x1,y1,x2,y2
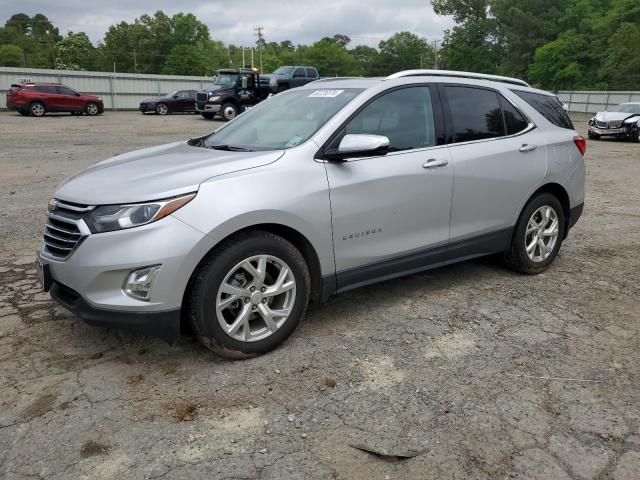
[
  {"x1": 308, "y1": 89, "x2": 344, "y2": 98},
  {"x1": 285, "y1": 135, "x2": 304, "y2": 148}
]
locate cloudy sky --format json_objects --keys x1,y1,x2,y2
[{"x1": 0, "y1": 0, "x2": 454, "y2": 47}]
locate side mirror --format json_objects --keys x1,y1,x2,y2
[
  {"x1": 241, "y1": 77, "x2": 248, "y2": 89},
  {"x1": 75, "y1": 92, "x2": 81, "y2": 96},
  {"x1": 326, "y1": 134, "x2": 390, "y2": 161},
  {"x1": 173, "y1": 95, "x2": 179, "y2": 99}
]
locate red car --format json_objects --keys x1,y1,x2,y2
[{"x1": 6, "y1": 82, "x2": 104, "y2": 117}]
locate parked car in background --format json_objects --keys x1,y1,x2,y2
[
  {"x1": 37, "y1": 70, "x2": 585, "y2": 358},
  {"x1": 6, "y1": 83, "x2": 104, "y2": 117},
  {"x1": 139, "y1": 90, "x2": 198, "y2": 115},
  {"x1": 196, "y1": 68, "x2": 272, "y2": 121},
  {"x1": 588, "y1": 102, "x2": 640, "y2": 142},
  {"x1": 265, "y1": 66, "x2": 320, "y2": 92}
]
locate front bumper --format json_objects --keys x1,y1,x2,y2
[
  {"x1": 588, "y1": 125, "x2": 634, "y2": 137},
  {"x1": 139, "y1": 103, "x2": 155, "y2": 112},
  {"x1": 195, "y1": 102, "x2": 221, "y2": 113},
  {"x1": 39, "y1": 214, "x2": 210, "y2": 339},
  {"x1": 50, "y1": 281, "x2": 181, "y2": 340}
]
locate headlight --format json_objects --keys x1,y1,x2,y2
[
  {"x1": 85, "y1": 193, "x2": 195, "y2": 233},
  {"x1": 210, "y1": 95, "x2": 222, "y2": 102},
  {"x1": 269, "y1": 77, "x2": 278, "y2": 86}
]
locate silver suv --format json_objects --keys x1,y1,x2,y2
[{"x1": 37, "y1": 70, "x2": 586, "y2": 358}]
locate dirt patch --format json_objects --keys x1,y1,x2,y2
[
  {"x1": 163, "y1": 401, "x2": 198, "y2": 421},
  {"x1": 23, "y1": 392, "x2": 58, "y2": 417},
  {"x1": 125, "y1": 374, "x2": 143, "y2": 385},
  {"x1": 80, "y1": 440, "x2": 110, "y2": 458}
]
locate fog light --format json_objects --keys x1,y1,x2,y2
[{"x1": 124, "y1": 265, "x2": 161, "y2": 301}]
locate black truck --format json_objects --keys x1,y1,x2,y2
[{"x1": 196, "y1": 68, "x2": 274, "y2": 121}]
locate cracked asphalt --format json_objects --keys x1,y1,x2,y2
[{"x1": 0, "y1": 111, "x2": 639, "y2": 479}]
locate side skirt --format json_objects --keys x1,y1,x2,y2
[{"x1": 332, "y1": 227, "x2": 513, "y2": 295}]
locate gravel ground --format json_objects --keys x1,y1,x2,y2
[{"x1": 0, "y1": 111, "x2": 639, "y2": 480}]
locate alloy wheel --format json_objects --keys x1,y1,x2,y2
[
  {"x1": 216, "y1": 254, "x2": 296, "y2": 342},
  {"x1": 156, "y1": 104, "x2": 168, "y2": 115},
  {"x1": 86, "y1": 103, "x2": 98, "y2": 115},
  {"x1": 31, "y1": 103, "x2": 44, "y2": 116},
  {"x1": 525, "y1": 205, "x2": 559, "y2": 262}
]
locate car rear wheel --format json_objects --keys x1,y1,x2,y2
[
  {"x1": 85, "y1": 102, "x2": 99, "y2": 116},
  {"x1": 189, "y1": 231, "x2": 310, "y2": 358},
  {"x1": 221, "y1": 103, "x2": 238, "y2": 122},
  {"x1": 29, "y1": 102, "x2": 45, "y2": 117},
  {"x1": 503, "y1": 193, "x2": 565, "y2": 275},
  {"x1": 155, "y1": 103, "x2": 168, "y2": 115}
]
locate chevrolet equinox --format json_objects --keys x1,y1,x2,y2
[{"x1": 37, "y1": 70, "x2": 586, "y2": 358}]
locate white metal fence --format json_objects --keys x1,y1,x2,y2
[
  {"x1": 0, "y1": 67, "x2": 213, "y2": 110},
  {"x1": 557, "y1": 90, "x2": 640, "y2": 113}
]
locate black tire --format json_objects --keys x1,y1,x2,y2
[
  {"x1": 29, "y1": 101, "x2": 45, "y2": 117},
  {"x1": 85, "y1": 102, "x2": 99, "y2": 116},
  {"x1": 189, "y1": 231, "x2": 310, "y2": 358},
  {"x1": 220, "y1": 103, "x2": 238, "y2": 122},
  {"x1": 503, "y1": 193, "x2": 565, "y2": 275},
  {"x1": 201, "y1": 113, "x2": 215, "y2": 120},
  {"x1": 155, "y1": 103, "x2": 168, "y2": 115}
]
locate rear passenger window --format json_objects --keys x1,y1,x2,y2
[
  {"x1": 512, "y1": 90, "x2": 573, "y2": 130},
  {"x1": 345, "y1": 86, "x2": 436, "y2": 152},
  {"x1": 305, "y1": 68, "x2": 318, "y2": 78},
  {"x1": 500, "y1": 95, "x2": 529, "y2": 135},
  {"x1": 445, "y1": 86, "x2": 505, "y2": 142}
]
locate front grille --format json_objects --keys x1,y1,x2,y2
[
  {"x1": 43, "y1": 200, "x2": 93, "y2": 259},
  {"x1": 196, "y1": 92, "x2": 208, "y2": 102},
  {"x1": 596, "y1": 120, "x2": 621, "y2": 129},
  {"x1": 196, "y1": 101, "x2": 207, "y2": 110}
]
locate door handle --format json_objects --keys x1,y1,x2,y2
[
  {"x1": 422, "y1": 158, "x2": 449, "y2": 169},
  {"x1": 519, "y1": 143, "x2": 538, "y2": 152}
]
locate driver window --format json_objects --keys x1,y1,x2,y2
[
  {"x1": 293, "y1": 68, "x2": 305, "y2": 78},
  {"x1": 57, "y1": 86, "x2": 76, "y2": 95},
  {"x1": 178, "y1": 91, "x2": 190, "y2": 99},
  {"x1": 345, "y1": 87, "x2": 436, "y2": 152}
]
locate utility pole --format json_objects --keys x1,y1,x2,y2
[
  {"x1": 254, "y1": 26, "x2": 264, "y2": 72},
  {"x1": 242, "y1": 47, "x2": 245, "y2": 67},
  {"x1": 251, "y1": 48, "x2": 254, "y2": 68},
  {"x1": 433, "y1": 40, "x2": 439, "y2": 69},
  {"x1": 133, "y1": 49, "x2": 138, "y2": 73}
]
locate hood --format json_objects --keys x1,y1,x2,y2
[
  {"x1": 594, "y1": 111, "x2": 637, "y2": 122},
  {"x1": 55, "y1": 142, "x2": 284, "y2": 205},
  {"x1": 203, "y1": 84, "x2": 229, "y2": 93}
]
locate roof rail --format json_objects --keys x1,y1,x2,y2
[
  {"x1": 307, "y1": 76, "x2": 363, "y2": 85},
  {"x1": 385, "y1": 69, "x2": 530, "y2": 87}
]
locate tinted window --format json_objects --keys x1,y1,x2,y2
[
  {"x1": 293, "y1": 68, "x2": 305, "y2": 78},
  {"x1": 305, "y1": 68, "x2": 318, "y2": 78},
  {"x1": 500, "y1": 95, "x2": 529, "y2": 135},
  {"x1": 446, "y1": 86, "x2": 505, "y2": 142},
  {"x1": 177, "y1": 91, "x2": 190, "y2": 99},
  {"x1": 57, "y1": 86, "x2": 77, "y2": 95},
  {"x1": 513, "y1": 90, "x2": 573, "y2": 130},
  {"x1": 345, "y1": 87, "x2": 436, "y2": 152},
  {"x1": 35, "y1": 85, "x2": 57, "y2": 93}
]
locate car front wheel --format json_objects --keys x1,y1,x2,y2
[
  {"x1": 155, "y1": 103, "x2": 168, "y2": 115},
  {"x1": 189, "y1": 231, "x2": 310, "y2": 358},
  {"x1": 504, "y1": 193, "x2": 565, "y2": 274},
  {"x1": 221, "y1": 103, "x2": 238, "y2": 121},
  {"x1": 85, "y1": 102, "x2": 99, "y2": 116}
]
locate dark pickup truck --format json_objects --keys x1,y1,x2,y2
[
  {"x1": 196, "y1": 68, "x2": 273, "y2": 121},
  {"x1": 265, "y1": 66, "x2": 320, "y2": 92}
]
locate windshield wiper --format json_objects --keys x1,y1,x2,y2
[{"x1": 207, "y1": 144, "x2": 255, "y2": 152}]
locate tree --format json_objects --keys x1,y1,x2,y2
[
  {"x1": 162, "y1": 44, "x2": 210, "y2": 75},
  {"x1": 0, "y1": 45, "x2": 23, "y2": 67},
  {"x1": 432, "y1": 0, "x2": 501, "y2": 74},
  {"x1": 349, "y1": 45, "x2": 379, "y2": 76},
  {"x1": 599, "y1": 22, "x2": 640, "y2": 90},
  {"x1": 371, "y1": 32, "x2": 434, "y2": 75},
  {"x1": 56, "y1": 32, "x2": 96, "y2": 70},
  {"x1": 0, "y1": 13, "x2": 60, "y2": 68},
  {"x1": 304, "y1": 38, "x2": 359, "y2": 76}
]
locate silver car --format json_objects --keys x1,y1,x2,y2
[
  {"x1": 37, "y1": 70, "x2": 586, "y2": 358},
  {"x1": 587, "y1": 102, "x2": 640, "y2": 142}
]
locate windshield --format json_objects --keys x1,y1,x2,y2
[
  {"x1": 273, "y1": 67, "x2": 294, "y2": 75},
  {"x1": 611, "y1": 103, "x2": 640, "y2": 114},
  {"x1": 203, "y1": 88, "x2": 363, "y2": 151},
  {"x1": 214, "y1": 73, "x2": 238, "y2": 87}
]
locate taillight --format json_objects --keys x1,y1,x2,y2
[{"x1": 573, "y1": 135, "x2": 586, "y2": 156}]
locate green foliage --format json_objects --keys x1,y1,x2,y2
[
  {"x1": 0, "y1": 13, "x2": 60, "y2": 68},
  {"x1": 371, "y1": 32, "x2": 434, "y2": 75},
  {"x1": 162, "y1": 44, "x2": 210, "y2": 76},
  {"x1": 56, "y1": 32, "x2": 96, "y2": 70},
  {"x1": 0, "y1": 44, "x2": 23, "y2": 66}
]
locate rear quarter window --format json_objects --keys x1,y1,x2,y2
[{"x1": 512, "y1": 90, "x2": 574, "y2": 130}]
